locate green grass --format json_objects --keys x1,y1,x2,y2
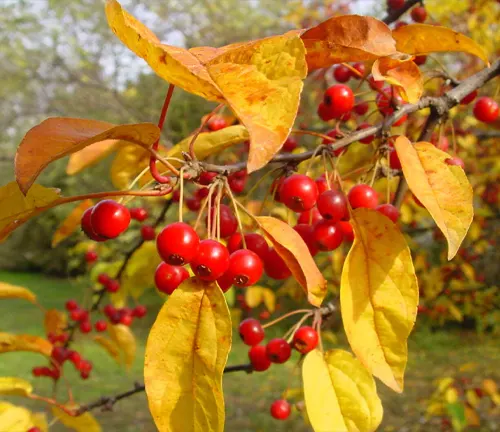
[{"x1": 0, "y1": 271, "x2": 498, "y2": 431}]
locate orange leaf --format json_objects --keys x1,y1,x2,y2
[
  {"x1": 300, "y1": 16, "x2": 396, "y2": 70},
  {"x1": 15, "y1": 118, "x2": 160, "y2": 194},
  {"x1": 0, "y1": 333, "x2": 52, "y2": 357},
  {"x1": 43, "y1": 309, "x2": 67, "y2": 338},
  {"x1": 52, "y1": 200, "x2": 93, "y2": 247},
  {"x1": 66, "y1": 140, "x2": 120, "y2": 175},
  {"x1": 255, "y1": 216, "x2": 327, "y2": 306}
]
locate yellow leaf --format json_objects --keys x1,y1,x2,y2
[
  {"x1": 0, "y1": 377, "x2": 33, "y2": 397},
  {"x1": 93, "y1": 336, "x2": 122, "y2": 365},
  {"x1": 446, "y1": 387, "x2": 459, "y2": 403},
  {"x1": 105, "y1": 0, "x2": 222, "y2": 101},
  {"x1": 52, "y1": 200, "x2": 93, "y2": 247},
  {"x1": 44, "y1": 309, "x2": 68, "y2": 338},
  {"x1": 447, "y1": 302, "x2": 463, "y2": 322},
  {"x1": 255, "y1": 216, "x2": 327, "y2": 306},
  {"x1": 52, "y1": 407, "x2": 101, "y2": 432},
  {"x1": 15, "y1": 117, "x2": 159, "y2": 194},
  {"x1": 466, "y1": 389, "x2": 480, "y2": 408},
  {"x1": 299, "y1": 16, "x2": 396, "y2": 70},
  {"x1": 460, "y1": 262, "x2": 475, "y2": 282},
  {"x1": 244, "y1": 286, "x2": 276, "y2": 312},
  {"x1": 144, "y1": 277, "x2": 231, "y2": 432},
  {"x1": 108, "y1": 325, "x2": 136, "y2": 370},
  {"x1": 0, "y1": 182, "x2": 62, "y2": 242},
  {"x1": 0, "y1": 282, "x2": 36, "y2": 303},
  {"x1": 393, "y1": 24, "x2": 489, "y2": 64},
  {"x1": 341, "y1": 208, "x2": 418, "y2": 393},
  {"x1": 372, "y1": 54, "x2": 423, "y2": 103},
  {"x1": 0, "y1": 402, "x2": 33, "y2": 431},
  {"x1": 206, "y1": 34, "x2": 306, "y2": 173},
  {"x1": 30, "y1": 412, "x2": 48, "y2": 432},
  {"x1": 394, "y1": 136, "x2": 473, "y2": 260},
  {"x1": 0, "y1": 333, "x2": 52, "y2": 357},
  {"x1": 483, "y1": 379, "x2": 498, "y2": 395},
  {"x1": 303, "y1": 349, "x2": 383, "y2": 432},
  {"x1": 110, "y1": 145, "x2": 150, "y2": 189}
]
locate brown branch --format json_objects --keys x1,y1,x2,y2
[{"x1": 383, "y1": 0, "x2": 422, "y2": 25}]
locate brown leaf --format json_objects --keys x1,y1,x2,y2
[{"x1": 66, "y1": 140, "x2": 121, "y2": 175}]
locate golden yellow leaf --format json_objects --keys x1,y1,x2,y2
[
  {"x1": 66, "y1": 139, "x2": 121, "y2": 175},
  {"x1": 465, "y1": 405, "x2": 480, "y2": 427},
  {"x1": 108, "y1": 324, "x2": 136, "y2": 370},
  {"x1": 0, "y1": 377, "x2": 33, "y2": 397},
  {"x1": 207, "y1": 35, "x2": 306, "y2": 173},
  {"x1": 244, "y1": 286, "x2": 276, "y2": 312},
  {"x1": 341, "y1": 208, "x2": 418, "y2": 393},
  {"x1": 30, "y1": 412, "x2": 48, "y2": 432},
  {"x1": 466, "y1": 389, "x2": 481, "y2": 408},
  {"x1": 483, "y1": 379, "x2": 498, "y2": 395},
  {"x1": 52, "y1": 200, "x2": 93, "y2": 247},
  {"x1": 446, "y1": 387, "x2": 459, "y2": 404},
  {"x1": 105, "y1": 0, "x2": 222, "y2": 101},
  {"x1": 299, "y1": 16, "x2": 396, "y2": 70},
  {"x1": 44, "y1": 309, "x2": 67, "y2": 338},
  {"x1": 394, "y1": 136, "x2": 473, "y2": 260},
  {"x1": 255, "y1": 216, "x2": 327, "y2": 306},
  {"x1": 372, "y1": 54, "x2": 423, "y2": 103},
  {"x1": 303, "y1": 349, "x2": 383, "y2": 432},
  {"x1": 144, "y1": 277, "x2": 231, "y2": 432},
  {"x1": 0, "y1": 282, "x2": 36, "y2": 303},
  {"x1": 0, "y1": 402, "x2": 33, "y2": 431},
  {"x1": 110, "y1": 145, "x2": 150, "y2": 189},
  {"x1": 0, "y1": 182, "x2": 62, "y2": 242},
  {"x1": 393, "y1": 24, "x2": 489, "y2": 64},
  {"x1": 52, "y1": 407, "x2": 102, "y2": 432},
  {"x1": 93, "y1": 336, "x2": 122, "y2": 365},
  {"x1": 15, "y1": 117, "x2": 159, "y2": 194},
  {"x1": 0, "y1": 333, "x2": 52, "y2": 357}
]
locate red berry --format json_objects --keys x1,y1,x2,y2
[
  {"x1": 413, "y1": 55, "x2": 427, "y2": 66},
  {"x1": 354, "y1": 101, "x2": 369, "y2": 116},
  {"x1": 317, "y1": 102, "x2": 335, "y2": 121},
  {"x1": 155, "y1": 262, "x2": 190, "y2": 295},
  {"x1": 28, "y1": 428, "x2": 42, "y2": 432},
  {"x1": 460, "y1": 90, "x2": 477, "y2": 105},
  {"x1": 323, "y1": 84, "x2": 355, "y2": 118},
  {"x1": 266, "y1": 338, "x2": 292, "y2": 364},
  {"x1": 376, "y1": 88, "x2": 408, "y2": 125},
  {"x1": 81, "y1": 207, "x2": 106, "y2": 242},
  {"x1": 445, "y1": 157, "x2": 465, "y2": 169},
  {"x1": 85, "y1": 251, "x2": 98, "y2": 264},
  {"x1": 376, "y1": 204, "x2": 400, "y2": 223},
  {"x1": 264, "y1": 248, "x2": 291, "y2": 280},
  {"x1": 65, "y1": 299, "x2": 78, "y2": 311},
  {"x1": 313, "y1": 220, "x2": 344, "y2": 251},
  {"x1": 239, "y1": 318, "x2": 265, "y2": 346},
  {"x1": 227, "y1": 233, "x2": 270, "y2": 262},
  {"x1": 333, "y1": 65, "x2": 351, "y2": 83},
  {"x1": 79, "y1": 360, "x2": 93, "y2": 373},
  {"x1": 79, "y1": 320, "x2": 92, "y2": 334},
  {"x1": 348, "y1": 184, "x2": 379, "y2": 209},
  {"x1": 109, "y1": 311, "x2": 122, "y2": 324},
  {"x1": 292, "y1": 326, "x2": 319, "y2": 354},
  {"x1": 280, "y1": 174, "x2": 319, "y2": 212},
  {"x1": 120, "y1": 314, "x2": 133, "y2": 326},
  {"x1": 389, "y1": 149, "x2": 402, "y2": 169},
  {"x1": 282, "y1": 136, "x2": 298, "y2": 152},
  {"x1": 94, "y1": 320, "x2": 107, "y2": 332},
  {"x1": 196, "y1": 187, "x2": 210, "y2": 200},
  {"x1": 97, "y1": 273, "x2": 110, "y2": 285},
  {"x1": 207, "y1": 204, "x2": 238, "y2": 238},
  {"x1": 199, "y1": 171, "x2": 218, "y2": 185},
  {"x1": 172, "y1": 189, "x2": 181, "y2": 202},
  {"x1": 140, "y1": 225, "x2": 156, "y2": 241},
  {"x1": 411, "y1": 6, "x2": 427, "y2": 23},
  {"x1": 315, "y1": 176, "x2": 329, "y2": 194},
  {"x1": 368, "y1": 76, "x2": 384, "y2": 90},
  {"x1": 388, "y1": 0, "x2": 405, "y2": 10},
  {"x1": 352, "y1": 62, "x2": 366, "y2": 79},
  {"x1": 190, "y1": 240, "x2": 230, "y2": 281},
  {"x1": 90, "y1": 200, "x2": 131, "y2": 239},
  {"x1": 225, "y1": 250, "x2": 263, "y2": 287},
  {"x1": 357, "y1": 123, "x2": 375, "y2": 144},
  {"x1": 228, "y1": 177, "x2": 246, "y2": 194},
  {"x1": 157, "y1": 222, "x2": 200, "y2": 265},
  {"x1": 133, "y1": 305, "x2": 147, "y2": 318},
  {"x1": 294, "y1": 224, "x2": 319, "y2": 256},
  {"x1": 216, "y1": 271, "x2": 234, "y2": 292},
  {"x1": 51, "y1": 346, "x2": 68, "y2": 364},
  {"x1": 316, "y1": 190, "x2": 348, "y2": 222},
  {"x1": 430, "y1": 134, "x2": 449, "y2": 151},
  {"x1": 105, "y1": 279, "x2": 120, "y2": 293},
  {"x1": 297, "y1": 207, "x2": 323, "y2": 225},
  {"x1": 186, "y1": 197, "x2": 201, "y2": 212},
  {"x1": 130, "y1": 207, "x2": 148, "y2": 222},
  {"x1": 270, "y1": 399, "x2": 291, "y2": 420},
  {"x1": 103, "y1": 304, "x2": 116, "y2": 317},
  {"x1": 394, "y1": 21, "x2": 408, "y2": 29},
  {"x1": 248, "y1": 345, "x2": 271, "y2": 372},
  {"x1": 473, "y1": 97, "x2": 499, "y2": 123},
  {"x1": 70, "y1": 309, "x2": 83, "y2": 321},
  {"x1": 207, "y1": 115, "x2": 227, "y2": 131}
]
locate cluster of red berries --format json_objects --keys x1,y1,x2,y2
[{"x1": 32, "y1": 345, "x2": 92, "y2": 381}]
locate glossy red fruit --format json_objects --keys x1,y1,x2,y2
[
  {"x1": 130, "y1": 207, "x2": 148, "y2": 222},
  {"x1": 270, "y1": 399, "x2": 291, "y2": 420},
  {"x1": 196, "y1": 187, "x2": 210, "y2": 200},
  {"x1": 460, "y1": 90, "x2": 477, "y2": 105},
  {"x1": 155, "y1": 262, "x2": 189, "y2": 295},
  {"x1": 282, "y1": 136, "x2": 298, "y2": 152},
  {"x1": 413, "y1": 55, "x2": 427, "y2": 66},
  {"x1": 376, "y1": 204, "x2": 400, "y2": 223},
  {"x1": 388, "y1": 0, "x2": 404, "y2": 9},
  {"x1": 394, "y1": 20, "x2": 407, "y2": 29},
  {"x1": 81, "y1": 207, "x2": 106, "y2": 242},
  {"x1": 70, "y1": 309, "x2": 84, "y2": 321},
  {"x1": 473, "y1": 97, "x2": 499, "y2": 123},
  {"x1": 28, "y1": 427, "x2": 42, "y2": 432},
  {"x1": 280, "y1": 174, "x2": 319, "y2": 212},
  {"x1": 323, "y1": 84, "x2": 355, "y2": 118},
  {"x1": 348, "y1": 184, "x2": 379, "y2": 209},
  {"x1": 333, "y1": 65, "x2": 351, "y2": 83},
  {"x1": 51, "y1": 346, "x2": 68, "y2": 364},
  {"x1": 97, "y1": 273, "x2": 110, "y2": 285},
  {"x1": 313, "y1": 220, "x2": 344, "y2": 251},
  {"x1": 315, "y1": 176, "x2": 329, "y2": 194},
  {"x1": 357, "y1": 123, "x2": 375, "y2": 144},
  {"x1": 227, "y1": 233, "x2": 270, "y2": 261},
  {"x1": 317, "y1": 190, "x2": 348, "y2": 222},
  {"x1": 207, "y1": 204, "x2": 238, "y2": 238},
  {"x1": 322, "y1": 129, "x2": 346, "y2": 156},
  {"x1": 354, "y1": 101, "x2": 369, "y2": 116},
  {"x1": 32, "y1": 367, "x2": 44, "y2": 377},
  {"x1": 445, "y1": 157, "x2": 465, "y2": 169},
  {"x1": 389, "y1": 148, "x2": 402, "y2": 169},
  {"x1": 248, "y1": 345, "x2": 271, "y2": 372},
  {"x1": 317, "y1": 101, "x2": 336, "y2": 121},
  {"x1": 228, "y1": 177, "x2": 246, "y2": 194},
  {"x1": 90, "y1": 200, "x2": 131, "y2": 239},
  {"x1": 157, "y1": 222, "x2": 200, "y2": 265},
  {"x1": 266, "y1": 338, "x2": 292, "y2": 364},
  {"x1": 199, "y1": 171, "x2": 217, "y2": 185},
  {"x1": 185, "y1": 197, "x2": 200, "y2": 212},
  {"x1": 293, "y1": 326, "x2": 319, "y2": 354},
  {"x1": 94, "y1": 320, "x2": 107, "y2": 332},
  {"x1": 411, "y1": 6, "x2": 427, "y2": 22},
  {"x1": 140, "y1": 225, "x2": 156, "y2": 241},
  {"x1": 133, "y1": 305, "x2": 147, "y2": 318},
  {"x1": 265, "y1": 248, "x2": 291, "y2": 280},
  {"x1": 239, "y1": 318, "x2": 265, "y2": 346},
  {"x1": 207, "y1": 115, "x2": 227, "y2": 131},
  {"x1": 190, "y1": 240, "x2": 230, "y2": 281},
  {"x1": 79, "y1": 360, "x2": 93, "y2": 373},
  {"x1": 297, "y1": 207, "x2": 323, "y2": 225},
  {"x1": 352, "y1": 62, "x2": 366, "y2": 79},
  {"x1": 105, "y1": 279, "x2": 120, "y2": 293},
  {"x1": 120, "y1": 314, "x2": 133, "y2": 326},
  {"x1": 368, "y1": 76, "x2": 384, "y2": 90},
  {"x1": 103, "y1": 304, "x2": 115, "y2": 317},
  {"x1": 65, "y1": 299, "x2": 78, "y2": 311},
  {"x1": 85, "y1": 251, "x2": 98, "y2": 264},
  {"x1": 79, "y1": 321, "x2": 92, "y2": 334},
  {"x1": 226, "y1": 249, "x2": 263, "y2": 287},
  {"x1": 294, "y1": 224, "x2": 319, "y2": 256},
  {"x1": 172, "y1": 189, "x2": 181, "y2": 202}
]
